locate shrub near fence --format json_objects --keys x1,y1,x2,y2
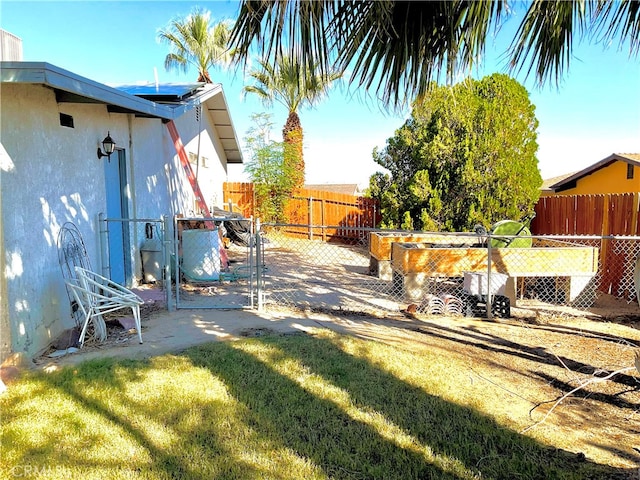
[{"x1": 223, "y1": 182, "x2": 380, "y2": 242}]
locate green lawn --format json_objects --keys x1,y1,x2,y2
[{"x1": 0, "y1": 329, "x2": 624, "y2": 479}]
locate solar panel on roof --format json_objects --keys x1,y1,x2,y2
[{"x1": 116, "y1": 83, "x2": 204, "y2": 101}]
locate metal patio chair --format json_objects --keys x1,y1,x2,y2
[
  {"x1": 58, "y1": 222, "x2": 109, "y2": 344},
  {"x1": 58, "y1": 222, "x2": 93, "y2": 328},
  {"x1": 65, "y1": 266, "x2": 144, "y2": 347}
]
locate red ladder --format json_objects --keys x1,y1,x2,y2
[{"x1": 166, "y1": 120, "x2": 229, "y2": 268}]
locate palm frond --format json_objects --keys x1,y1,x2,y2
[
  {"x1": 508, "y1": 0, "x2": 586, "y2": 86},
  {"x1": 231, "y1": 1, "x2": 340, "y2": 75},
  {"x1": 332, "y1": 1, "x2": 505, "y2": 107},
  {"x1": 509, "y1": 0, "x2": 639, "y2": 86},
  {"x1": 163, "y1": 53, "x2": 189, "y2": 74},
  {"x1": 231, "y1": 1, "x2": 503, "y2": 109},
  {"x1": 593, "y1": 0, "x2": 640, "y2": 55},
  {"x1": 231, "y1": 0, "x2": 638, "y2": 105},
  {"x1": 243, "y1": 54, "x2": 343, "y2": 113}
]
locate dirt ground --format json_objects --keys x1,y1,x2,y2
[
  {"x1": 31, "y1": 291, "x2": 640, "y2": 472},
  {"x1": 383, "y1": 309, "x2": 640, "y2": 471},
  {"x1": 253, "y1": 305, "x2": 637, "y2": 474}
]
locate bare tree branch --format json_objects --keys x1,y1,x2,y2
[{"x1": 522, "y1": 365, "x2": 638, "y2": 434}]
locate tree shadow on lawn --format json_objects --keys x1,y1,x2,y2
[
  {"x1": 2, "y1": 358, "x2": 272, "y2": 479},
  {"x1": 186, "y1": 332, "x2": 630, "y2": 480},
  {"x1": 517, "y1": 321, "x2": 640, "y2": 351}
]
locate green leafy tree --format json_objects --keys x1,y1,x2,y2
[
  {"x1": 158, "y1": 8, "x2": 234, "y2": 83},
  {"x1": 370, "y1": 73, "x2": 542, "y2": 232},
  {"x1": 230, "y1": 1, "x2": 639, "y2": 108},
  {"x1": 243, "y1": 55, "x2": 342, "y2": 188},
  {"x1": 243, "y1": 113, "x2": 297, "y2": 223}
]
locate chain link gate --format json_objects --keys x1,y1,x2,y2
[
  {"x1": 98, "y1": 215, "x2": 172, "y2": 306},
  {"x1": 174, "y1": 216, "x2": 263, "y2": 310}
]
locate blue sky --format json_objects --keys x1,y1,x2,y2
[{"x1": 2, "y1": 0, "x2": 639, "y2": 187}]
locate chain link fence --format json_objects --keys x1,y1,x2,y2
[
  {"x1": 98, "y1": 216, "x2": 169, "y2": 289},
  {"x1": 259, "y1": 224, "x2": 640, "y2": 319},
  {"x1": 97, "y1": 217, "x2": 640, "y2": 319}
]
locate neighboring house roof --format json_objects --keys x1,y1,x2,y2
[
  {"x1": 547, "y1": 153, "x2": 640, "y2": 191},
  {"x1": 540, "y1": 171, "x2": 578, "y2": 192},
  {"x1": 304, "y1": 183, "x2": 363, "y2": 196},
  {"x1": 0, "y1": 61, "x2": 243, "y2": 163}
]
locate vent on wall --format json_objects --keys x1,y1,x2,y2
[{"x1": 59, "y1": 113, "x2": 74, "y2": 128}]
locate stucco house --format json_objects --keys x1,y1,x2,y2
[
  {"x1": 541, "y1": 153, "x2": 640, "y2": 196},
  {"x1": 0, "y1": 61, "x2": 243, "y2": 360}
]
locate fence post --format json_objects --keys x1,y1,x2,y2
[
  {"x1": 249, "y1": 216, "x2": 255, "y2": 309},
  {"x1": 599, "y1": 195, "x2": 611, "y2": 279},
  {"x1": 486, "y1": 235, "x2": 493, "y2": 320},
  {"x1": 321, "y1": 198, "x2": 326, "y2": 241},
  {"x1": 174, "y1": 216, "x2": 181, "y2": 308},
  {"x1": 373, "y1": 203, "x2": 377, "y2": 229},
  {"x1": 308, "y1": 197, "x2": 313, "y2": 240},
  {"x1": 250, "y1": 183, "x2": 256, "y2": 219},
  {"x1": 97, "y1": 213, "x2": 110, "y2": 279},
  {"x1": 632, "y1": 192, "x2": 640, "y2": 235},
  {"x1": 255, "y1": 218, "x2": 264, "y2": 311},
  {"x1": 162, "y1": 215, "x2": 174, "y2": 312}
]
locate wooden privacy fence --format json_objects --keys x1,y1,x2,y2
[
  {"x1": 532, "y1": 193, "x2": 639, "y2": 236},
  {"x1": 532, "y1": 192, "x2": 639, "y2": 297},
  {"x1": 223, "y1": 182, "x2": 255, "y2": 219},
  {"x1": 223, "y1": 182, "x2": 380, "y2": 241}
]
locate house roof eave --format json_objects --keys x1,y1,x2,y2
[
  {"x1": 1, "y1": 61, "x2": 175, "y2": 120},
  {"x1": 200, "y1": 86, "x2": 244, "y2": 164}
]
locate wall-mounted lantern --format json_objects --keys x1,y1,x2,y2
[{"x1": 97, "y1": 132, "x2": 116, "y2": 161}]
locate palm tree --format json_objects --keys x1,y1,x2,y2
[
  {"x1": 158, "y1": 8, "x2": 234, "y2": 83},
  {"x1": 229, "y1": 0, "x2": 640, "y2": 107},
  {"x1": 243, "y1": 55, "x2": 342, "y2": 187}
]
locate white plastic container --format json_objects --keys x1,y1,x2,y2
[
  {"x1": 141, "y1": 238, "x2": 162, "y2": 283},
  {"x1": 463, "y1": 271, "x2": 509, "y2": 296},
  {"x1": 181, "y1": 229, "x2": 221, "y2": 281}
]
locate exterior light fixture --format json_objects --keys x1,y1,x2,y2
[{"x1": 97, "y1": 131, "x2": 116, "y2": 160}]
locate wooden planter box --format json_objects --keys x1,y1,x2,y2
[
  {"x1": 369, "y1": 231, "x2": 479, "y2": 280},
  {"x1": 391, "y1": 242, "x2": 599, "y2": 304}
]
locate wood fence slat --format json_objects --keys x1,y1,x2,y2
[{"x1": 223, "y1": 182, "x2": 380, "y2": 241}]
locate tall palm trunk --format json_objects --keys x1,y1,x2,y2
[
  {"x1": 282, "y1": 111, "x2": 304, "y2": 188},
  {"x1": 197, "y1": 71, "x2": 212, "y2": 83}
]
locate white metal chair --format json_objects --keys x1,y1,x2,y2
[
  {"x1": 65, "y1": 266, "x2": 144, "y2": 347},
  {"x1": 57, "y1": 222, "x2": 93, "y2": 331}
]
